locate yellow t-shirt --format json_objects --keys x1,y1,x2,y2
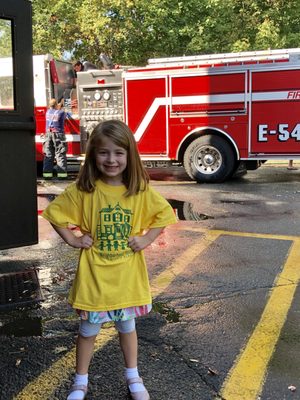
[{"x1": 42, "y1": 180, "x2": 177, "y2": 311}]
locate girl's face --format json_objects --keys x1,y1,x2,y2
[{"x1": 95, "y1": 135, "x2": 127, "y2": 185}]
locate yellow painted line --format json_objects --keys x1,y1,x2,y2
[
  {"x1": 151, "y1": 230, "x2": 221, "y2": 294},
  {"x1": 178, "y1": 225, "x2": 297, "y2": 241},
  {"x1": 221, "y1": 238, "x2": 300, "y2": 399},
  {"x1": 15, "y1": 228, "x2": 218, "y2": 399},
  {"x1": 212, "y1": 229, "x2": 297, "y2": 242},
  {"x1": 14, "y1": 328, "x2": 115, "y2": 400}
]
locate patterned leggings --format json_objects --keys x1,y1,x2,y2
[{"x1": 79, "y1": 318, "x2": 136, "y2": 337}]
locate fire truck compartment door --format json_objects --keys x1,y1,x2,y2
[
  {"x1": 250, "y1": 69, "x2": 300, "y2": 155},
  {"x1": 125, "y1": 77, "x2": 168, "y2": 155},
  {"x1": 170, "y1": 72, "x2": 247, "y2": 115},
  {"x1": 0, "y1": 0, "x2": 38, "y2": 249}
]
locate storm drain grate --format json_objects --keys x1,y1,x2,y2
[{"x1": 0, "y1": 270, "x2": 43, "y2": 309}]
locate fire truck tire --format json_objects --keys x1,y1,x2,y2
[{"x1": 183, "y1": 135, "x2": 235, "y2": 183}]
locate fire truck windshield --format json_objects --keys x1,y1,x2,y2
[
  {"x1": 49, "y1": 59, "x2": 77, "y2": 111},
  {"x1": 53, "y1": 60, "x2": 75, "y2": 86}
]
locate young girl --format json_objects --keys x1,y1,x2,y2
[{"x1": 42, "y1": 120, "x2": 177, "y2": 400}]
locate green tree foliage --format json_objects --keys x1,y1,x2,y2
[
  {"x1": 75, "y1": 0, "x2": 206, "y2": 65},
  {"x1": 31, "y1": 0, "x2": 300, "y2": 65},
  {"x1": 0, "y1": 18, "x2": 12, "y2": 57},
  {"x1": 32, "y1": 0, "x2": 79, "y2": 58}
]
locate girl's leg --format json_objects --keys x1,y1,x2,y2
[
  {"x1": 115, "y1": 319, "x2": 150, "y2": 399},
  {"x1": 67, "y1": 320, "x2": 101, "y2": 400},
  {"x1": 118, "y1": 329, "x2": 138, "y2": 368},
  {"x1": 76, "y1": 334, "x2": 97, "y2": 374}
]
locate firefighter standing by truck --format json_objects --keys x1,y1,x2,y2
[{"x1": 43, "y1": 98, "x2": 68, "y2": 179}]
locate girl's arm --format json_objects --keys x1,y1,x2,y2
[
  {"x1": 128, "y1": 227, "x2": 164, "y2": 252},
  {"x1": 51, "y1": 224, "x2": 93, "y2": 249}
]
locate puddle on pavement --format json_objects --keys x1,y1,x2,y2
[
  {"x1": 153, "y1": 301, "x2": 180, "y2": 323},
  {"x1": 167, "y1": 199, "x2": 214, "y2": 221},
  {"x1": 219, "y1": 199, "x2": 258, "y2": 205}
]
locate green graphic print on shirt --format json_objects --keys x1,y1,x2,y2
[{"x1": 96, "y1": 203, "x2": 133, "y2": 261}]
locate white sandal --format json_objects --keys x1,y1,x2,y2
[
  {"x1": 67, "y1": 384, "x2": 88, "y2": 400},
  {"x1": 127, "y1": 377, "x2": 150, "y2": 400}
]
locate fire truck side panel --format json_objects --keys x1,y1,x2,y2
[
  {"x1": 169, "y1": 72, "x2": 247, "y2": 114},
  {"x1": 250, "y1": 68, "x2": 300, "y2": 154},
  {"x1": 169, "y1": 118, "x2": 248, "y2": 160},
  {"x1": 125, "y1": 77, "x2": 168, "y2": 155},
  {"x1": 34, "y1": 106, "x2": 47, "y2": 161},
  {"x1": 64, "y1": 117, "x2": 81, "y2": 157}
]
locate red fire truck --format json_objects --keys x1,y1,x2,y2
[{"x1": 76, "y1": 48, "x2": 300, "y2": 183}]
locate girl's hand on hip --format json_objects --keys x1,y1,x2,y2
[
  {"x1": 73, "y1": 233, "x2": 93, "y2": 249},
  {"x1": 50, "y1": 224, "x2": 94, "y2": 249},
  {"x1": 128, "y1": 235, "x2": 151, "y2": 252},
  {"x1": 128, "y1": 228, "x2": 165, "y2": 252}
]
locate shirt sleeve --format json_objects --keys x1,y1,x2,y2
[
  {"x1": 42, "y1": 183, "x2": 83, "y2": 228},
  {"x1": 141, "y1": 186, "x2": 177, "y2": 229},
  {"x1": 59, "y1": 110, "x2": 65, "y2": 132}
]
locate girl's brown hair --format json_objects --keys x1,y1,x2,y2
[{"x1": 76, "y1": 120, "x2": 149, "y2": 196}]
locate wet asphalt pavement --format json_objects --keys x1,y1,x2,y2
[{"x1": 2, "y1": 162, "x2": 300, "y2": 400}]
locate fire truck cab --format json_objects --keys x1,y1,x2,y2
[{"x1": 76, "y1": 48, "x2": 300, "y2": 183}]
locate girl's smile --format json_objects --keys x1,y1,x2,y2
[{"x1": 95, "y1": 136, "x2": 127, "y2": 185}]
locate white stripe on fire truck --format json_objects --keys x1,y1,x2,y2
[
  {"x1": 134, "y1": 91, "x2": 290, "y2": 142},
  {"x1": 134, "y1": 98, "x2": 169, "y2": 141},
  {"x1": 174, "y1": 91, "x2": 297, "y2": 103}
]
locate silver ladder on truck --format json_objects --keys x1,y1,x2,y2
[{"x1": 147, "y1": 48, "x2": 300, "y2": 68}]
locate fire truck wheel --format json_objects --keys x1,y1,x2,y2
[{"x1": 183, "y1": 135, "x2": 235, "y2": 183}]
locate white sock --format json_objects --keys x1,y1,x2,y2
[
  {"x1": 124, "y1": 367, "x2": 145, "y2": 393},
  {"x1": 67, "y1": 373, "x2": 88, "y2": 400}
]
